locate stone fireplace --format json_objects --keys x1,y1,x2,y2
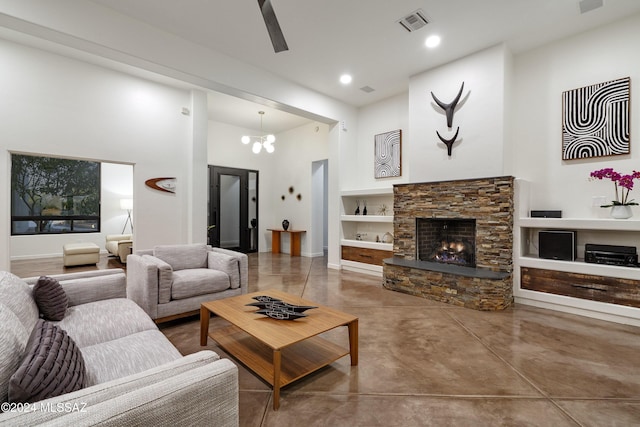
[{"x1": 383, "y1": 176, "x2": 514, "y2": 310}]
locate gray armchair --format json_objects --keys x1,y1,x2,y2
[{"x1": 126, "y1": 244, "x2": 248, "y2": 322}]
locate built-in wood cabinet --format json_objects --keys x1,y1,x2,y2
[
  {"x1": 521, "y1": 266, "x2": 640, "y2": 309},
  {"x1": 341, "y1": 245, "x2": 393, "y2": 266},
  {"x1": 340, "y1": 188, "x2": 394, "y2": 276},
  {"x1": 513, "y1": 179, "x2": 640, "y2": 326}
]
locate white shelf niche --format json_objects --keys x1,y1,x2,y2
[
  {"x1": 513, "y1": 178, "x2": 640, "y2": 326},
  {"x1": 340, "y1": 187, "x2": 394, "y2": 276}
]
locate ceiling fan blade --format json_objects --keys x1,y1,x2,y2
[{"x1": 257, "y1": 0, "x2": 289, "y2": 53}]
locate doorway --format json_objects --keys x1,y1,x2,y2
[
  {"x1": 311, "y1": 159, "x2": 328, "y2": 256},
  {"x1": 209, "y1": 166, "x2": 258, "y2": 253}
]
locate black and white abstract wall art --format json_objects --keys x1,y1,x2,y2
[
  {"x1": 562, "y1": 77, "x2": 630, "y2": 160},
  {"x1": 374, "y1": 129, "x2": 402, "y2": 178}
]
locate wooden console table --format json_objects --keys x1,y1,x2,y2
[{"x1": 268, "y1": 229, "x2": 305, "y2": 256}]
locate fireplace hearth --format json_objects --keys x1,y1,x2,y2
[{"x1": 383, "y1": 176, "x2": 514, "y2": 311}]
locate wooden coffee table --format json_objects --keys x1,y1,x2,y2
[{"x1": 200, "y1": 290, "x2": 358, "y2": 410}]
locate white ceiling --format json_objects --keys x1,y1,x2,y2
[
  {"x1": 86, "y1": 0, "x2": 640, "y2": 131},
  {"x1": 207, "y1": 91, "x2": 312, "y2": 134}
]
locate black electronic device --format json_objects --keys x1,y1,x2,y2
[
  {"x1": 538, "y1": 230, "x2": 577, "y2": 261},
  {"x1": 530, "y1": 210, "x2": 562, "y2": 218},
  {"x1": 585, "y1": 244, "x2": 638, "y2": 267}
]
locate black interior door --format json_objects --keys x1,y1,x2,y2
[{"x1": 209, "y1": 166, "x2": 258, "y2": 253}]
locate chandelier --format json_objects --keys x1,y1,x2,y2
[{"x1": 241, "y1": 111, "x2": 275, "y2": 154}]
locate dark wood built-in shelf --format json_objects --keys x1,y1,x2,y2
[{"x1": 521, "y1": 267, "x2": 640, "y2": 308}]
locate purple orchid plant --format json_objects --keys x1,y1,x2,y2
[{"x1": 590, "y1": 168, "x2": 640, "y2": 207}]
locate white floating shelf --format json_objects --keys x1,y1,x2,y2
[
  {"x1": 341, "y1": 239, "x2": 393, "y2": 251},
  {"x1": 340, "y1": 188, "x2": 393, "y2": 197},
  {"x1": 341, "y1": 215, "x2": 393, "y2": 223},
  {"x1": 517, "y1": 217, "x2": 640, "y2": 231}
]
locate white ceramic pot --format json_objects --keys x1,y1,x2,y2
[{"x1": 610, "y1": 205, "x2": 633, "y2": 219}]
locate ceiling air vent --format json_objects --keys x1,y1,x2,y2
[
  {"x1": 360, "y1": 86, "x2": 375, "y2": 93},
  {"x1": 398, "y1": 9, "x2": 429, "y2": 32}
]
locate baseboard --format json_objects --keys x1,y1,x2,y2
[
  {"x1": 515, "y1": 295, "x2": 640, "y2": 328},
  {"x1": 11, "y1": 253, "x2": 62, "y2": 261},
  {"x1": 327, "y1": 262, "x2": 341, "y2": 270},
  {"x1": 341, "y1": 260, "x2": 383, "y2": 277},
  {"x1": 11, "y1": 250, "x2": 108, "y2": 261}
]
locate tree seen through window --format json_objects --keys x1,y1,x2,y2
[{"x1": 11, "y1": 154, "x2": 101, "y2": 235}]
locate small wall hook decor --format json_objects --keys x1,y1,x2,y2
[{"x1": 431, "y1": 82, "x2": 464, "y2": 128}]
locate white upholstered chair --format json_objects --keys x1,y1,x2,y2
[{"x1": 105, "y1": 234, "x2": 133, "y2": 263}]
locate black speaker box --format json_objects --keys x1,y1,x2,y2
[
  {"x1": 539, "y1": 230, "x2": 577, "y2": 261},
  {"x1": 530, "y1": 210, "x2": 562, "y2": 218}
]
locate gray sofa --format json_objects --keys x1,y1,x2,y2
[
  {"x1": 127, "y1": 244, "x2": 248, "y2": 322},
  {"x1": 0, "y1": 269, "x2": 238, "y2": 426}
]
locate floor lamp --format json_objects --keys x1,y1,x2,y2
[{"x1": 120, "y1": 198, "x2": 133, "y2": 234}]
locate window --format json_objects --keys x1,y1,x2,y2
[{"x1": 11, "y1": 154, "x2": 101, "y2": 235}]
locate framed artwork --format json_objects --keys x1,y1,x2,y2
[
  {"x1": 562, "y1": 77, "x2": 630, "y2": 160},
  {"x1": 374, "y1": 129, "x2": 402, "y2": 178}
]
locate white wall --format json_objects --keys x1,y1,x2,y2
[
  {"x1": 352, "y1": 15, "x2": 640, "y2": 222},
  {"x1": 0, "y1": 38, "x2": 197, "y2": 268},
  {"x1": 207, "y1": 121, "x2": 275, "y2": 253},
  {"x1": 512, "y1": 13, "x2": 640, "y2": 218},
  {"x1": 4, "y1": 1, "x2": 636, "y2": 271},
  {"x1": 207, "y1": 120, "x2": 329, "y2": 256},
  {"x1": 408, "y1": 44, "x2": 508, "y2": 183},
  {"x1": 0, "y1": 0, "x2": 357, "y2": 269},
  {"x1": 311, "y1": 159, "x2": 328, "y2": 256},
  {"x1": 272, "y1": 123, "x2": 329, "y2": 256},
  {"x1": 101, "y1": 163, "x2": 134, "y2": 237},
  {"x1": 187, "y1": 90, "x2": 209, "y2": 245},
  {"x1": 350, "y1": 92, "x2": 409, "y2": 190},
  {"x1": 351, "y1": 45, "x2": 509, "y2": 188}
]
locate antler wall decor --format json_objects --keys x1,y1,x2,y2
[
  {"x1": 436, "y1": 127, "x2": 459, "y2": 156},
  {"x1": 431, "y1": 82, "x2": 464, "y2": 128},
  {"x1": 431, "y1": 81, "x2": 465, "y2": 156}
]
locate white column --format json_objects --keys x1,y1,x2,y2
[{"x1": 187, "y1": 90, "x2": 209, "y2": 244}]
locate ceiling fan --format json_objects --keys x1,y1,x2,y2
[{"x1": 257, "y1": 0, "x2": 289, "y2": 53}]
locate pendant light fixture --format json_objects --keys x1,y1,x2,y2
[{"x1": 241, "y1": 111, "x2": 275, "y2": 154}]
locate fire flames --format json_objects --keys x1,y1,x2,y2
[{"x1": 433, "y1": 240, "x2": 473, "y2": 265}]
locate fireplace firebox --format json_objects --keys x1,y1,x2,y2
[{"x1": 416, "y1": 218, "x2": 476, "y2": 267}]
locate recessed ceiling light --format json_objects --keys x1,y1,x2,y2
[
  {"x1": 340, "y1": 74, "x2": 353, "y2": 85},
  {"x1": 425, "y1": 35, "x2": 441, "y2": 48}
]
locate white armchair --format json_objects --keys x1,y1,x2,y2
[
  {"x1": 105, "y1": 234, "x2": 133, "y2": 263},
  {"x1": 126, "y1": 244, "x2": 248, "y2": 322}
]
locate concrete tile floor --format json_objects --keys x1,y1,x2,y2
[{"x1": 159, "y1": 253, "x2": 640, "y2": 427}]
